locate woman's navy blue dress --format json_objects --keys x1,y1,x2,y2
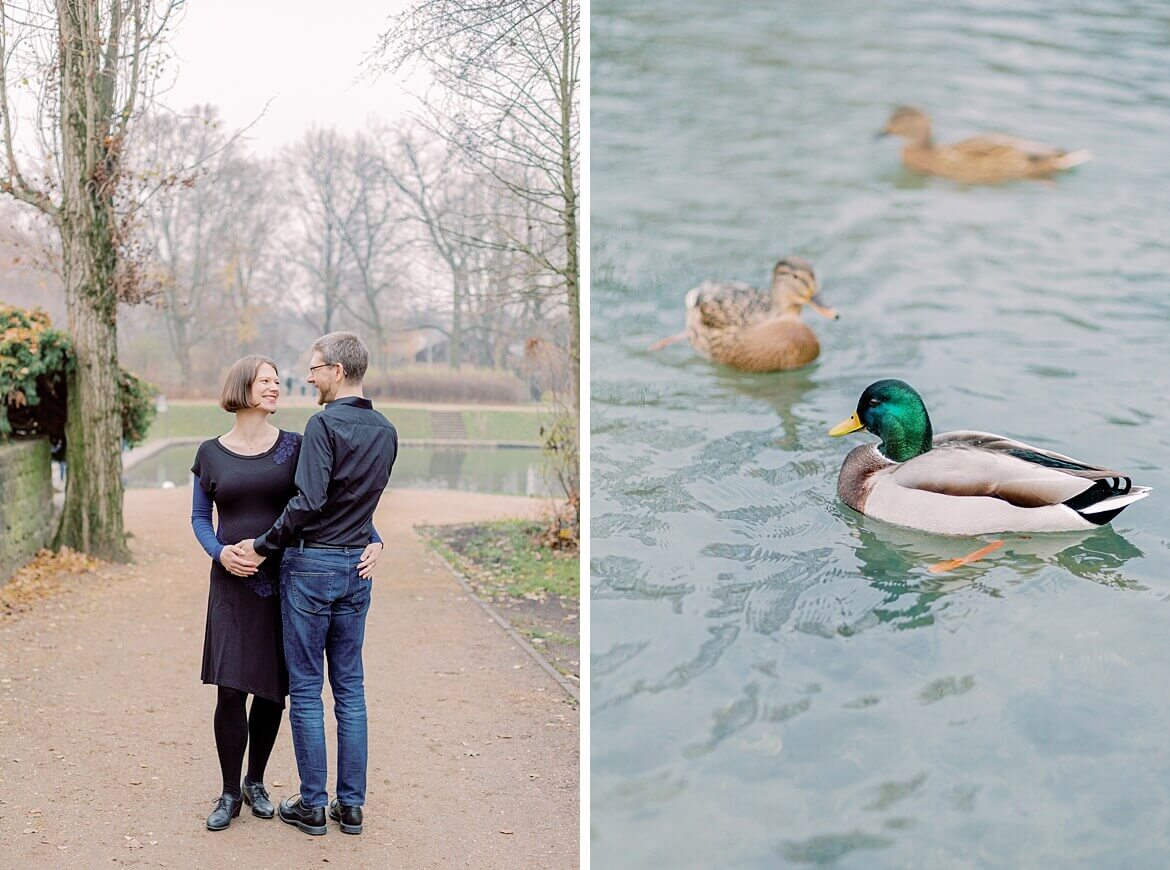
[{"x1": 191, "y1": 430, "x2": 301, "y2": 706}]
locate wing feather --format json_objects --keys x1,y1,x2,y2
[
  {"x1": 934, "y1": 430, "x2": 1127, "y2": 481},
  {"x1": 890, "y1": 431, "x2": 1130, "y2": 509},
  {"x1": 955, "y1": 133, "x2": 1064, "y2": 161},
  {"x1": 686, "y1": 280, "x2": 770, "y2": 331}
]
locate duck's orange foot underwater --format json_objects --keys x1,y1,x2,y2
[{"x1": 928, "y1": 539, "x2": 1006, "y2": 574}]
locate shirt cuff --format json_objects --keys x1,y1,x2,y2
[{"x1": 254, "y1": 534, "x2": 278, "y2": 557}]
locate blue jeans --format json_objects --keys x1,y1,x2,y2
[{"x1": 280, "y1": 546, "x2": 371, "y2": 809}]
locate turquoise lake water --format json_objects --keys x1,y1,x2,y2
[
  {"x1": 591, "y1": 1, "x2": 1170, "y2": 865},
  {"x1": 125, "y1": 443, "x2": 551, "y2": 497}
]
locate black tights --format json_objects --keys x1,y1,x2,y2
[{"x1": 213, "y1": 686, "x2": 283, "y2": 799}]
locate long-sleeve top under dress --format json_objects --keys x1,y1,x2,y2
[{"x1": 190, "y1": 431, "x2": 304, "y2": 705}]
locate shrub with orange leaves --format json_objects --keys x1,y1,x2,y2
[
  {"x1": 0, "y1": 305, "x2": 71, "y2": 438},
  {"x1": 0, "y1": 303, "x2": 157, "y2": 457}
]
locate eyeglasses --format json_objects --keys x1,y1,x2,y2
[{"x1": 308, "y1": 363, "x2": 336, "y2": 375}]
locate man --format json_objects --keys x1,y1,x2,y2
[{"x1": 240, "y1": 332, "x2": 397, "y2": 837}]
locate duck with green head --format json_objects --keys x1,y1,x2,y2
[{"x1": 828, "y1": 380, "x2": 1151, "y2": 535}]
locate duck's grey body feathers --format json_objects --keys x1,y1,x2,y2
[{"x1": 837, "y1": 432, "x2": 1150, "y2": 535}]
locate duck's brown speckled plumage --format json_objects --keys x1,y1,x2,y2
[
  {"x1": 879, "y1": 106, "x2": 1092, "y2": 184},
  {"x1": 684, "y1": 258, "x2": 834, "y2": 373}
]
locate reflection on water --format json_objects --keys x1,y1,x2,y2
[
  {"x1": 125, "y1": 443, "x2": 550, "y2": 497},
  {"x1": 591, "y1": 0, "x2": 1170, "y2": 864},
  {"x1": 850, "y1": 521, "x2": 1145, "y2": 631},
  {"x1": 717, "y1": 366, "x2": 819, "y2": 452},
  {"x1": 390, "y1": 445, "x2": 553, "y2": 497},
  {"x1": 853, "y1": 520, "x2": 1145, "y2": 588}
]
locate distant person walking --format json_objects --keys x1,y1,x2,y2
[{"x1": 239, "y1": 332, "x2": 398, "y2": 837}]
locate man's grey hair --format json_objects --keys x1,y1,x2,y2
[{"x1": 312, "y1": 331, "x2": 369, "y2": 382}]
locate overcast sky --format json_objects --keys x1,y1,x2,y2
[{"x1": 162, "y1": 0, "x2": 427, "y2": 153}]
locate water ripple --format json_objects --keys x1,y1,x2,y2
[{"x1": 592, "y1": 0, "x2": 1170, "y2": 863}]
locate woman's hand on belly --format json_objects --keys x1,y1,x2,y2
[{"x1": 219, "y1": 543, "x2": 265, "y2": 577}]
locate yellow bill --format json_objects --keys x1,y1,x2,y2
[{"x1": 828, "y1": 412, "x2": 864, "y2": 437}]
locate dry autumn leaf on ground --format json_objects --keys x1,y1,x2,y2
[{"x1": 0, "y1": 548, "x2": 102, "y2": 616}]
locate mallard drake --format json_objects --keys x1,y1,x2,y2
[
  {"x1": 877, "y1": 106, "x2": 1092, "y2": 184},
  {"x1": 650, "y1": 258, "x2": 838, "y2": 372},
  {"x1": 828, "y1": 380, "x2": 1150, "y2": 535}
]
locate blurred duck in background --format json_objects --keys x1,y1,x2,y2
[
  {"x1": 878, "y1": 105, "x2": 1092, "y2": 183},
  {"x1": 650, "y1": 257, "x2": 838, "y2": 372}
]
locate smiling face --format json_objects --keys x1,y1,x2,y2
[
  {"x1": 249, "y1": 363, "x2": 280, "y2": 414},
  {"x1": 220, "y1": 354, "x2": 280, "y2": 416},
  {"x1": 307, "y1": 352, "x2": 342, "y2": 405}
]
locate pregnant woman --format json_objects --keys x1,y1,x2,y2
[{"x1": 190, "y1": 355, "x2": 383, "y2": 831}]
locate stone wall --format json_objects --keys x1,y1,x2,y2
[{"x1": 0, "y1": 438, "x2": 53, "y2": 584}]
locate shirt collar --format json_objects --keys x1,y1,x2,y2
[{"x1": 327, "y1": 396, "x2": 373, "y2": 410}]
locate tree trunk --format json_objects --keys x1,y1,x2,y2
[
  {"x1": 560, "y1": 0, "x2": 580, "y2": 409},
  {"x1": 323, "y1": 281, "x2": 335, "y2": 333},
  {"x1": 56, "y1": 223, "x2": 128, "y2": 561},
  {"x1": 449, "y1": 280, "x2": 462, "y2": 369},
  {"x1": 368, "y1": 324, "x2": 387, "y2": 371},
  {"x1": 167, "y1": 314, "x2": 193, "y2": 393},
  {"x1": 177, "y1": 339, "x2": 192, "y2": 394},
  {"x1": 53, "y1": 0, "x2": 129, "y2": 561},
  {"x1": 493, "y1": 327, "x2": 506, "y2": 370}
]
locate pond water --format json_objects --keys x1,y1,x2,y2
[
  {"x1": 125, "y1": 443, "x2": 552, "y2": 498},
  {"x1": 591, "y1": 1, "x2": 1170, "y2": 866}
]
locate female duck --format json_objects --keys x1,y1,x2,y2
[
  {"x1": 652, "y1": 258, "x2": 838, "y2": 372},
  {"x1": 878, "y1": 106, "x2": 1092, "y2": 184},
  {"x1": 828, "y1": 380, "x2": 1150, "y2": 535}
]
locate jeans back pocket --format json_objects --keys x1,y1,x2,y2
[{"x1": 286, "y1": 571, "x2": 335, "y2": 615}]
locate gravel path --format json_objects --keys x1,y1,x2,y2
[{"x1": 0, "y1": 488, "x2": 579, "y2": 868}]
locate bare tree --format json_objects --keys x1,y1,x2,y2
[
  {"x1": 333, "y1": 131, "x2": 411, "y2": 368},
  {"x1": 136, "y1": 106, "x2": 282, "y2": 388},
  {"x1": 0, "y1": 0, "x2": 182, "y2": 560},
  {"x1": 137, "y1": 106, "x2": 233, "y2": 390},
  {"x1": 384, "y1": 131, "x2": 565, "y2": 374},
  {"x1": 284, "y1": 127, "x2": 357, "y2": 336},
  {"x1": 448, "y1": 181, "x2": 524, "y2": 369},
  {"x1": 375, "y1": 0, "x2": 581, "y2": 380},
  {"x1": 217, "y1": 153, "x2": 282, "y2": 354},
  {"x1": 118, "y1": 114, "x2": 283, "y2": 394},
  {"x1": 388, "y1": 133, "x2": 477, "y2": 368}
]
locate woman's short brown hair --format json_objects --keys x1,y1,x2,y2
[{"x1": 220, "y1": 355, "x2": 279, "y2": 412}]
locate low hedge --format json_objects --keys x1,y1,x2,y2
[{"x1": 363, "y1": 366, "x2": 530, "y2": 404}]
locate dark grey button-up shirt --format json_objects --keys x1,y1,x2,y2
[{"x1": 254, "y1": 396, "x2": 397, "y2": 556}]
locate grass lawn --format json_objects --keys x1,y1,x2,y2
[
  {"x1": 420, "y1": 519, "x2": 580, "y2": 686},
  {"x1": 461, "y1": 408, "x2": 546, "y2": 443},
  {"x1": 422, "y1": 520, "x2": 578, "y2": 600},
  {"x1": 146, "y1": 402, "x2": 543, "y2": 444}
]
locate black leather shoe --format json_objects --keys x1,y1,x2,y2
[
  {"x1": 278, "y1": 795, "x2": 327, "y2": 836},
  {"x1": 242, "y1": 778, "x2": 274, "y2": 819},
  {"x1": 329, "y1": 798, "x2": 363, "y2": 834},
  {"x1": 206, "y1": 792, "x2": 242, "y2": 831}
]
